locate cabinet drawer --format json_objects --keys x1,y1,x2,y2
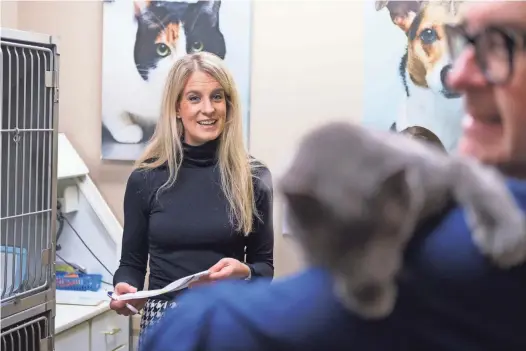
[
  {"x1": 91, "y1": 311, "x2": 130, "y2": 351},
  {"x1": 55, "y1": 322, "x2": 90, "y2": 351}
]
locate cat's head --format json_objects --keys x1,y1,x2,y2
[
  {"x1": 133, "y1": 0, "x2": 226, "y2": 81},
  {"x1": 279, "y1": 122, "x2": 415, "y2": 319}
]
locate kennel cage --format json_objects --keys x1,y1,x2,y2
[{"x1": 1, "y1": 28, "x2": 59, "y2": 350}]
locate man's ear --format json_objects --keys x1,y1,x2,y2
[{"x1": 375, "y1": 0, "x2": 422, "y2": 33}]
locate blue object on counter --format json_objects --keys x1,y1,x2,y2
[
  {"x1": 56, "y1": 271, "x2": 102, "y2": 292},
  {"x1": 0, "y1": 245, "x2": 28, "y2": 293}
]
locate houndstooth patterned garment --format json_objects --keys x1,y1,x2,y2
[{"x1": 138, "y1": 298, "x2": 177, "y2": 349}]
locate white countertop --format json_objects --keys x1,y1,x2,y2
[
  {"x1": 55, "y1": 302, "x2": 111, "y2": 334},
  {"x1": 55, "y1": 290, "x2": 112, "y2": 334}
]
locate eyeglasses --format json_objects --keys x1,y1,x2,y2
[{"x1": 444, "y1": 23, "x2": 526, "y2": 85}]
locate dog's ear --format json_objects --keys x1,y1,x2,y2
[
  {"x1": 375, "y1": 0, "x2": 423, "y2": 33},
  {"x1": 375, "y1": 0, "x2": 389, "y2": 11}
]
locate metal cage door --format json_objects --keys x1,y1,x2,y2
[{"x1": 1, "y1": 31, "x2": 59, "y2": 324}]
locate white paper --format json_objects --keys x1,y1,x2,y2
[{"x1": 112, "y1": 270, "x2": 210, "y2": 301}]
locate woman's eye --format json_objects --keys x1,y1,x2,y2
[
  {"x1": 188, "y1": 96, "x2": 200, "y2": 102},
  {"x1": 213, "y1": 94, "x2": 223, "y2": 100}
]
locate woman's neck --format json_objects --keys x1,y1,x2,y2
[{"x1": 181, "y1": 138, "x2": 219, "y2": 167}]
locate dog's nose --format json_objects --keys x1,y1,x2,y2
[
  {"x1": 440, "y1": 64, "x2": 453, "y2": 87},
  {"x1": 440, "y1": 64, "x2": 461, "y2": 98}
]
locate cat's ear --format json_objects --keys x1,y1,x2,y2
[
  {"x1": 133, "y1": 0, "x2": 149, "y2": 18},
  {"x1": 379, "y1": 168, "x2": 409, "y2": 197},
  {"x1": 375, "y1": 168, "x2": 412, "y2": 224},
  {"x1": 186, "y1": 1, "x2": 221, "y2": 30},
  {"x1": 201, "y1": 0, "x2": 221, "y2": 24},
  {"x1": 375, "y1": 0, "x2": 422, "y2": 33},
  {"x1": 280, "y1": 173, "x2": 325, "y2": 229},
  {"x1": 283, "y1": 191, "x2": 325, "y2": 229}
]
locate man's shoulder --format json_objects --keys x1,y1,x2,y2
[
  {"x1": 179, "y1": 267, "x2": 335, "y2": 314},
  {"x1": 506, "y1": 178, "x2": 526, "y2": 206},
  {"x1": 142, "y1": 268, "x2": 350, "y2": 351}
]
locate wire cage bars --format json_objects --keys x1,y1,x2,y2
[
  {"x1": 1, "y1": 29, "x2": 59, "y2": 324},
  {"x1": 1, "y1": 312, "x2": 52, "y2": 351}
]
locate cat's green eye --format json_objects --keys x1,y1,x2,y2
[
  {"x1": 156, "y1": 43, "x2": 171, "y2": 57},
  {"x1": 191, "y1": 41, "x2": 204, "y2": 52}
]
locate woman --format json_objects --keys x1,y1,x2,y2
[
  {"x1": 109, "y1": 52, "x2": 274, "y2": 342},
  {"x1": 142, "y1": 1, "x2": 526, "y2": 350}
]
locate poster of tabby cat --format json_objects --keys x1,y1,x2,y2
[
  {"x1": 363, "y1": 0, "x2": 465, "y2": 153},
  {"x1": 101, "y1": 0, "x2": 252, "y2": 160}
]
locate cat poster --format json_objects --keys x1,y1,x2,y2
[
  {"x1": 101, "y1": 0, "x2": 252, "y2": 160},
  {"x1": 362, "y1": 0, "x2": 465, "y2": 153}
]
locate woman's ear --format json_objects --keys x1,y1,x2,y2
[{"x1": 175, "y1": 98, "x2": 182, "y2": 117}]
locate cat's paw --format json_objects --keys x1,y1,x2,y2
[
  {"x1": 470, "y1": 207, "x2": 526, "y2": 269},
  {"x1": 111, "y1": 125, "x2": 144, "y2": 144}
]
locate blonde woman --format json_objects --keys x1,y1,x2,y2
[{"x1": 109, "y1": 52, "x2": 274, "y2": 342}]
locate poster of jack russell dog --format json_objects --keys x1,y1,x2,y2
[
  {"x1": 101, "y1": 0, "x2": 252, "y2": 161},
  {"x1": 364, "y1": 0, "x2": 465, "y2": 153}
]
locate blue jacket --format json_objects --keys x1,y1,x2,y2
[{"x1": 142, "y1": 178, "x2": 526, "y2": 351}]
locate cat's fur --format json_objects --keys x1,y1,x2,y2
[
  {"x1": 279, "y1": 121, "x2": 526, "y2": 320},
  {"x1": 102, "y1": 0, "x2": 226, "y2": 144}
]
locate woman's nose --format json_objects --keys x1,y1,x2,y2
[{"x1": 201, "y1": 98, "x2": 215, "y2": 114}]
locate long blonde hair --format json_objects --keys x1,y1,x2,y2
[{"x1": 135, "y1": 52, "x2": 260, "y2": 235}]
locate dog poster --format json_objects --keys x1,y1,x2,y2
[
  {"x1": 363, "y1": 0, "x2": 465, "y2": 153},
  {"x1": 101, "y1": 0, "x2": 252, "y2": 161}
]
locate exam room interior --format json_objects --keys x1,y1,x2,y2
[
  {"x1": 1, "y1": 0, "x2": 366, "y2": 277},
  {"x1": 1, "y1": 0, "x2": 366, "y2": 349}
]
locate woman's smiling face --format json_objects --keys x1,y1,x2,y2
[{"x1": 178, "y1": 71, "x2": 227, "y2": 146}]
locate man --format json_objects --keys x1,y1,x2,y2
[{"x1": 142, "y1": 2, "x2": 526, "y2": 350}]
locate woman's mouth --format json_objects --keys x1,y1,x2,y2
[{"x1": 197, "y1": 120, "x2": 217, "y2": 126}]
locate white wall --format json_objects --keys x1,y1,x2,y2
[{"x1": 1, "y1": 0, "x2": 365, "y2": 277}]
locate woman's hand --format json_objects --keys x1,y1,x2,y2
[
  {"x1": 190, "y1": 258, "x2": 250, "y2": 288},
  {"x1": 110, "y1": 282, "x2": 147, "y2": 316}
]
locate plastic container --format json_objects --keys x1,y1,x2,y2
[
  {"x1": 0, "y1": 246, "x2": 28, "y2": 294},
  {"x1": 56, "y1": 272, "x2": 102, "y2": 292}
]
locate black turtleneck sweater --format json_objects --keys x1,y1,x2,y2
[{"x1": 113, "y1": 139, "x2": 274, "y2": 301}]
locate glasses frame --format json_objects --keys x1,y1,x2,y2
[{"x1": 444, "y1": 23, "x2": 526, "y2": 85}]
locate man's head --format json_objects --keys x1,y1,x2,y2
[{"x1": 446, "y1": 1, "x2": 526, "y2": 175}]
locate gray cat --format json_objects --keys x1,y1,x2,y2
[{"x1": 279, "y1": 121, "x2": 526, "y2": 320}]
